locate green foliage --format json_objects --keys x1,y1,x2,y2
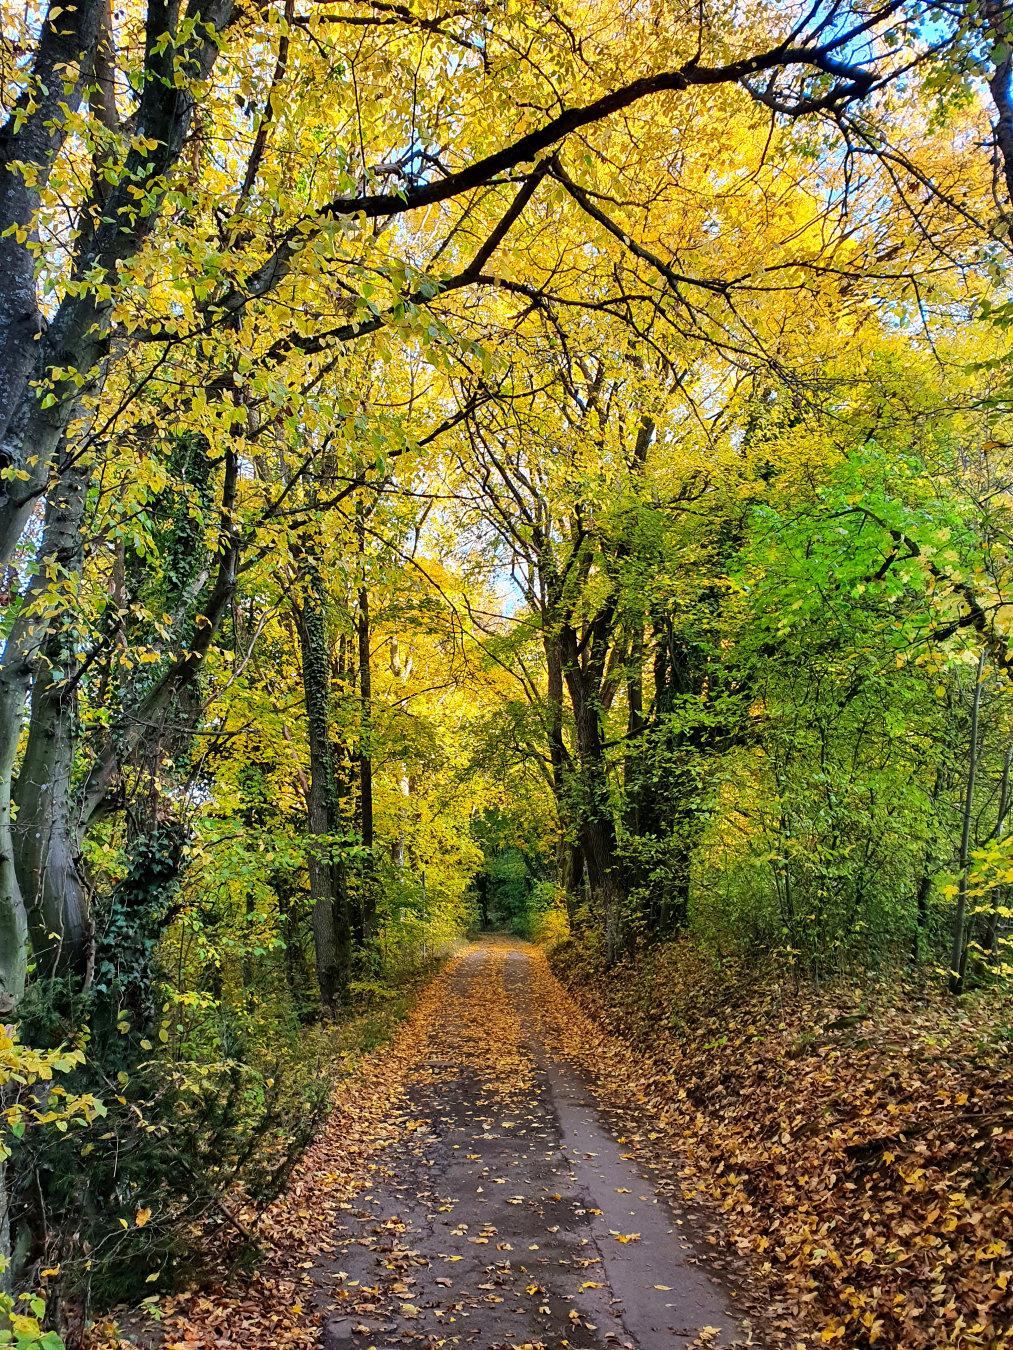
[
  {"x1": 470, "y1": 811, "x2": 559, "y2": 940},
  {"x1": 0, "y1": 1295, "x2": 64, "y2": 1350},
  {"x1": 0, "y1": 1029, "x2": 100, "y2": 1350},
  {"x1": 0, "y1": 1032, "x2": 103, "y2": 1167},
  {"x1": 14, "y1": 967, "x2": 331, "y2": 1309}
]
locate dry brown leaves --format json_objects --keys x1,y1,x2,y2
[
  {"x1": 536, "y1": 941, "x2": 1013, "y2": 1349},
  {"x1": 435, "y1": 936, "x2": 534, "y2": 1100}
]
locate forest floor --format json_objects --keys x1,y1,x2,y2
[
  {"x1": 550, "y1": 940, "x2": 1013, "y2": 1350},
  {"x1": 98, "y1": 937, "x2": 1013, "y2": 1350},
  {"x1": 106, "y1": 939, "x2": 759, "y2": 1350}
]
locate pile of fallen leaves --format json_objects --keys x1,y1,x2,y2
[
  {"x1": 537, "y1": 940, "x2": 1013, "y2": 1349},
  {"x1": 438, "y1": 936, "x2": 534, "y2": 1099}
]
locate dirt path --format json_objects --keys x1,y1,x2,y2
[{"x1": 316, "y1": 941, "x2": 753, "y2": 1349}]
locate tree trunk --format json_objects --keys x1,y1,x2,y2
[
  {"x1": 628, "y1": 612, "x2": 705, "y2": 939},
  {"x1": 543, "y1": 632, "x2": 587, "y2": 922},
  {"x1": 0, "y1": 0, "x2": 235, "y2": 568},
  {"x1": 911, "y1": 765, "x2": 945, "y2": 964},
  {"x1": 0, "y1": 0, "x2": 105, "y2": 449},
  {"x1": 0, "y1": 654, "x2": 30, "y2": 1009},
  {"x1": 561, "y1": 625, "x2": 622, "y2": 959},
  {"x1": 14, "y1": 652, "x2": 90, "y2": 978},
  {"x1": 11, "y1": 453, "x2": 93, "y2": 976},
  {"x1": 296, "y1": 557, "x2": 352, "y2": 1011},
  {"x1": 358, "y1": 587, "x2": 373, "y2": 856},
  {"x1": 11, "y1": 441, "x2": 238, "y2": 983},
  {"x1": 624, "y1": 622, "x2": 645, "y2": 837},
  {"x1": 356, "y1": 508, "x2": 375, "y2": 939},
  {"x1": 476, "y1": 872, "x2": 490, "y2": 929},
  {"x1": 0, "y1": 443, "x2": 94, "y2": 998},
  {"x1": 911, "y1": 869, "x2": 932, "y2": 963},
  {"x1": 0, "y1": 450, "x2": 93, "y2": 1287},
  {"x1": 0, "y1": 1140, "x2": 10, "y2": 1297},
  {"x1": 389, "y1": 635, "x2": 412, "y2": 871},
  {"x1": 557, "y1": 837, "x2": 584, "y2": 930},
  {"x1": 984, "y1": 745, "x2": 1013, "y2": 964},
  {"x1": 949, "y1": 650, "x2": 985, "y2": 994}
]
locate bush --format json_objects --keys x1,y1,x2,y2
[{"x1": 11, "y1": 981, "x2": 329, "y2": 1318}]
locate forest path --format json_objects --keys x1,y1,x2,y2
[{"x1": 317, "y1": 940, "x2": 751, "y2": 1350}]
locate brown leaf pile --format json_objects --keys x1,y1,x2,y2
[{"x1": 539, "y1": 941, "x2": 1013, "y2": 1349}]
